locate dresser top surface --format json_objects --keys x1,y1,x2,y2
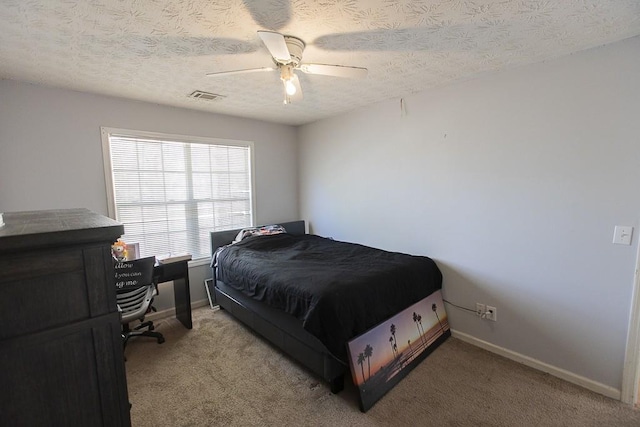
[{"x1": 0, "y1": 208, "x2": 124, "y2": 251}]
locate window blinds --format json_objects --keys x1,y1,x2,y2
[{"x1": 106, "y1": 134, "x2": 253, "y2": 260}]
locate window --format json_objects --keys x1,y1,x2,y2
[{"x1": 101, "y1": 127, "x2": 254, "y2": 261}]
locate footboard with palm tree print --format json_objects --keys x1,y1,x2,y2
[{"x1": 347, "y1": 289, "x2": 450, "y2": 412}]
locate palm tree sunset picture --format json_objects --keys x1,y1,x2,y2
[{"x1": 347, "y1": 290, "x2": 450, "y2": 412}]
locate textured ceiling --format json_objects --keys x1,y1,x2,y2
[{"x1": 1, "y1": 1, "x2": 639, "y2": 126}]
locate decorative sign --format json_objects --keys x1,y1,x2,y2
[{"x1": 114, "y1": 256, "x2": 155, "y2": 289}]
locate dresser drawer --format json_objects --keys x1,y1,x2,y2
[{"x1": 0, "y1": 245, "x2": 114, "y2": 340}]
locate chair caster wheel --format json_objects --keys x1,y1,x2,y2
[
  {"x1": 158, "y1": 337, "x2": 165, "y2": 344},
  {"x1": 149, "y1": 325, "x2": 154, "y2": 331}
]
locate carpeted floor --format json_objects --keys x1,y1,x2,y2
[{"x1": 124, "y1": 307, "x2": 640, "y2": 426}]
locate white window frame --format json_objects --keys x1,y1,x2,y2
[{"x1": 101, "y1": 127, "x2": 256, "y2": 266}]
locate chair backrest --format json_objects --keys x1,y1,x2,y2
[
  {"x1": 114, "y1": 257, "x2": 157, "y2": 324},
  {"x1": 114, "y1": 256, "x2": 156, "y2": 290}
]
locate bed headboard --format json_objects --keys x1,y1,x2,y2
[{"x1": 210, "y1": 220, "x2": 306, "y2": 255}]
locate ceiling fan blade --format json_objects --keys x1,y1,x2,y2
[
  {"x1": 206, "y1": 67, "x2": 275, "y2": 77},
  {"x1": 257, "y1": 31, "x2": 291, "y2": 63},
  {"x1": 299, "y1": 63, "x2": 368, "y2": 79}
]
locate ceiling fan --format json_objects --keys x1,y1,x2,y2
[{"x1": 207, "y1": 31, "x2": 368, "y2": 104}]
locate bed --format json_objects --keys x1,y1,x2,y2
[{"x1": 209, "y1": 220, "x2": 443, "y2": 394}]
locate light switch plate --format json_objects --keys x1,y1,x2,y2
[{"x1": 613, "y1": 226, "x2": 633, "y2": 245}]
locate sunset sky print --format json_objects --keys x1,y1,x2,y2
[{"x1": 348, "y1": 290, "x2": 448, "y2": 386}]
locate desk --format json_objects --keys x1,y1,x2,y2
[{"x1": 154, "y1": 260, "x2": 192, "y2": 329}]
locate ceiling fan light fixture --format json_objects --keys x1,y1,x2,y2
[
  {"x1": 280, "y1": 65, "x2": 297, "y2": 96},
  {"x1": 284, "y1": 79, "x2": 297, "y2": 96}
]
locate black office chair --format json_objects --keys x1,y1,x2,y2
[{"x1": 114, "y1": 256, "x2": 165, "y2": 349}]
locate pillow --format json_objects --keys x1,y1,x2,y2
[{"x1": 233, "y1": 224, "x2": 287, "y2": 243}]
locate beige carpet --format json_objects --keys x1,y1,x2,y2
[{"x1": 125, "y1": 307, "x2": 640, "y2": 426}]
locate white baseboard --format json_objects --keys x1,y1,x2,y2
[
  {"x1": 451, "y1": 329, "x2": 621, "y2": 401},
  {"x1": 145, "y1": 299, "x2": 210, "y2": 322}
]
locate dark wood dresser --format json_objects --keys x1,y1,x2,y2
[{"x1": 0, "y1": 208, "x2": 131, "y2": 426}]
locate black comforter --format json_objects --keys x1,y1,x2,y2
[{"x1": 216, "y1": 233, "x2": 442, "y2": 360}]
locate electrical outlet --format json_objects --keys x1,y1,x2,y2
[
  {"x1": 486, "y1": 306, "x2": 497, "y2": 322},
  {"x1": 476, "y1": 303, "x2": 485, "y2": 317}
]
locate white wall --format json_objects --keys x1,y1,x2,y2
[
  {"x1": 0, "y1": 80, "x2": 299, "y2": 307},
  {"x1": 298, "y1": 35, "x2": 640, "y2": 392}
]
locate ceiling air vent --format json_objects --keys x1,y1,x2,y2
[{"x1": 189, "y1": 90, "x2": 225, "y2": 101}]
